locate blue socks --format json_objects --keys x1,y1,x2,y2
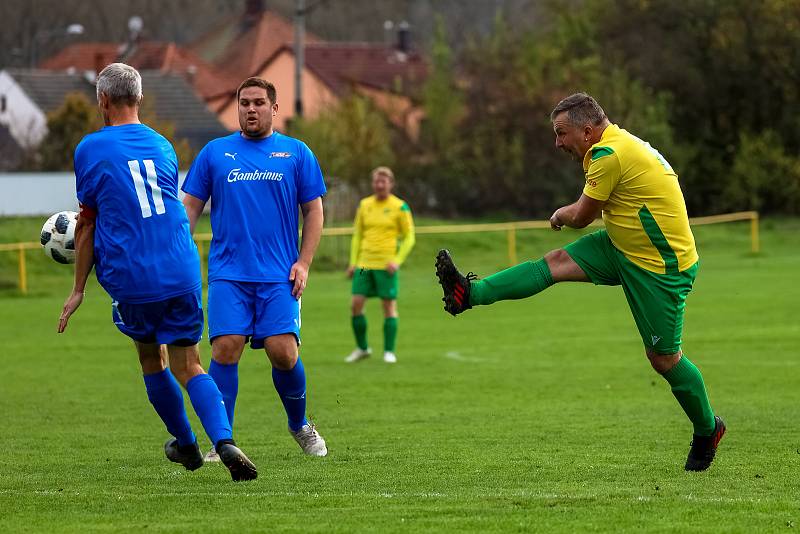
[
  {"x1": 209, "y1": 360, "x2": 238, "y2": 428},
  {"x1": 272, "y1": 358, "x2": 308, "y2": 432},
  {"x1": 186, "y1": 373, "x2": 233, "y2": 447},
  {"x1": 143, "y1": 369, "x2": 195, "y2": 447}
]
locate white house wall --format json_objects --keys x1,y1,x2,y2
[{"x1": 0, "y1": 70, "x2": 48, "y2": 148}]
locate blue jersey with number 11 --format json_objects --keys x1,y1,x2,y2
[{"x1": 74, "y1": 123, "x2": 201, "y2": 303}]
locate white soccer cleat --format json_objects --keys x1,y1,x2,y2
[
  {"x1": 203, "y1": 446, "x2": 221, "y2": 463},
  {"x1": 344, "y1": 347, "x2": 371, "y2": 363},
  {"x1": 383, "y1": 351, "x2": 397, "y2": 363},
  {"x1": 290, "y1": 423, "x2": 328, "y2": 456}
]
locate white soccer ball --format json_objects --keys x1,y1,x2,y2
[{"x1": 40, "y1": 211, "x2": 78, "y2": 264}]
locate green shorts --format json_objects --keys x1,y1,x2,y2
[
  {"x1": 564, "y1": 230, "x2": 698, "y2": 355},
  {"x1": 352, "y1": 268, "x2": 399, "y2": 300}
]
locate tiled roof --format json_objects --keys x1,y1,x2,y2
[
  {"x1": 303, "y1": 43, "x2": 428, "y2": 96},
  {"x1": 7, "y1": 69, "x2": 227, "y2": 150},
  {"x1": 190, "y1": 9, "x2": 320, "y2": 94},
  {"x1": 39, "y1": 42, "x2": 229, "y2": 101}
]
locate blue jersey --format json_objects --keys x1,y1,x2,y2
[
  {"x1": 74, "y1": 124, "x2": 201, "y2": 303},
  {"x1": 182, "y1": 131, "x2": 326, "y2": 283}
]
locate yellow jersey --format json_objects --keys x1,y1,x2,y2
[
  {"x1": 350, "y1": 194, "x2": 415, "y2": 269},
  {"x1": 582, "y1": 124, "x2": 698, "y2": 274}
]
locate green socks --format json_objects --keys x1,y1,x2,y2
[
  {"x1": 662, "y1": 355, "x2": 716, "y2": 436},
  {"x1": 383, "y1": 317, "x2": 398, "y2": 352},
  {"x1": 352, "y1": 315, "x2": 398, "y2": 352},
  {"x1": 352, "y1": 315, "x2": 368, "y2": 350},
  {"x1": 469, "y1": 258, "x2": 554, "y2": 306}
]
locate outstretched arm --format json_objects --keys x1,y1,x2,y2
[
  {"x1": 58, "y1": 212, "x2": 95, "y2": 333},
  {"x1": 550, "y1": 194, "x2": 604, "y2": 231},
  {"x1": 291, "y1": 197, "x2": 324, "y2": 298}
]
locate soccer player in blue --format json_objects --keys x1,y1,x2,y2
[
  {"x1": 182, "y1": 77, "x2": 328, "y2": 460},
  {"x1": 57, "y1": 63, "x2": 257, "y2": 482}
]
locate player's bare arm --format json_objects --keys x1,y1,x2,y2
[
  {"x1": 182, "y1": 193, "x2": 207, "y2": 235},
  {"x1": 550, "y1": 194, "x2": 604, "y2": 230},
  {"x1": 58, "y1": 212, "x2": 95, "y2": 333},
  {"x1": 291, "y1": 197, "x2": 324, "y2": 298}
]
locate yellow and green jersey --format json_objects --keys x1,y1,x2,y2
[
  {"x1": 350, "y1": 194, "x2": 416, "y2": 269},
  {"x1": 582, "y1": 124, "x2": 698, "y2": 274}
]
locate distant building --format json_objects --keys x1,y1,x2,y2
[
  {"x1": 0, "y1": 69, "x2": 228, "y2": 151},
  {"x1": 33, "y1": 0, "x2": 428, "y2": 139}
]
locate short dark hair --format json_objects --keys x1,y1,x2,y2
[
  {"x1": 550, "y1": 92, "x2": 607, "y2": 126},
  {"x1": 236, "y1": 77, "x2": 277, "y2": 104}
]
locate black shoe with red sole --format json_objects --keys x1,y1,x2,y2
[
  {"x1": 685, "y1": 416, "x2": 726, "y2": 471},
  {"x1": 435, "y1": 250, "x2": 477, "y2": 316}
]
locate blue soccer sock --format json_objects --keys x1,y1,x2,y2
[
  {"x1": 185, "y1": 373, "x2": 233, "y2": 447},
  {"x1": 143, "y1": 369, "x2": 196, "y2": 447},
  {"x1": 272, "y1": 357, "x2": 308, "y2": 432},
  {"x1": 208, "y1": 359, "x2": 238, "y2": 429}
]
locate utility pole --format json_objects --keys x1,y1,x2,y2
[{"x1": 293, "y1": 0, "x2": 306, "y2": 118}]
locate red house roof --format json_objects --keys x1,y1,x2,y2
[
  {"x1": 189, "y1": 9, "x2": 320, "y2": 96},
  {"x1": 39, "y1": 41, "x2": 228, "y2": 101},
  {"x1": 303, "y1": 43, "x2": 428, "y2": 96}
]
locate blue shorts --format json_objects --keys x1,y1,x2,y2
[
  {"x1": 208, "y1": 280, "x2": 300, "y2": 349},
  {"x1": 112, "y1": 289, "x2": 203, "y2": 346}
]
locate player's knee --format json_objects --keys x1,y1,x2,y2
[
  {"x1": 211, "y1": 336, "x2": 244, "y2": 365},
  {"x1": 647, "y1": 350, "x2": 681, "y2": 374},
  {"x1": 351, "y1": 297, "x2": 366, "y2": 315}
]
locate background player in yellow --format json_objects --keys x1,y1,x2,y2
[
  {"x1": 436, "y1": 93, "x2": 725, "y2": 472},
  {"x1": 345, "y1": 166, "x2": 415, "y2": 364}
]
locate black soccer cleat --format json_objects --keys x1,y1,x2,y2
[
  {"x1": 685, "y1": 416, "x2": 726, "y2": 472},
  {"x1": 164, "y1": 438, "x2": 203, "y2": 471},
  {"x1": 435, "y1": 249, "x2": 478, "y2": 316},
  {"x1": 217, "y1": 441, "x2": 258, "y2": 482}
]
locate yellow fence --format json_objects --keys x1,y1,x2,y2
[{"x1": 0, "y1": 211, "x2": 760, "y2": 294}]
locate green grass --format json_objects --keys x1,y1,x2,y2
[{"x1": 1, "y1": 217, "x2": 799, "y2": 533}]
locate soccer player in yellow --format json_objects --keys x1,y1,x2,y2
[
  {"x1": 345, "y1": 166, "x2": 415, "y2": 364},
  {"x1": 436, "y1": 93, "x2": 725, "y2": 471}
]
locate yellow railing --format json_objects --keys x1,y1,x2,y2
[{"x1": 0, "y1": 211, "x2": 760, "y2": 294}]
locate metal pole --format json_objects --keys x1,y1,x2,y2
[
  {"x1": 507, "y1": 228, "x2": 517, "y2": 266},
  {"x1": 18, "y1": 245, "x2": 27, "y2": 294},
  {"x1": 750, "y1": 212, "x2": 760, "y2": 254},
  {"x1": 294, "y1": 0, "x2": 305, "y2": 118}
]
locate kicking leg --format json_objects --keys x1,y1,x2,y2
[{"x1": 435, "y1": 248, "x2": 588, "y2": 315}]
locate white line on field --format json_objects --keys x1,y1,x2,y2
[
  {"x1": 444, "y1": 350, "x2": 486, "y2": 363},
  {"x1": 3, "y1": 489, "x2": 770, "y2": 504}
]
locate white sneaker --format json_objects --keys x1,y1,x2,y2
[
  {"x1": 203, "y1": 446, "x2": 221, "y2": 463},
  {"x1": 344, "y1": 347, "x2": 371, "y2": 363},
  {"x1": 383, "y1": 351, "x2": 397, "y2": 363},
  {"x1": 290, "y1": 423, "x2": 328, "y2": 456}
]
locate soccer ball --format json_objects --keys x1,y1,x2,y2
[{"x1": 41, "y1": 211, "x2": 78, "y2": 264}]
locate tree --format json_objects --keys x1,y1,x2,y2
[
  {"x1": 288, "y1": 94, "x2": 395, "y2": 191},
  {"x1": 36, "y1": 91, "x2": 193, "y2": 171},
  {"x1": 38, "y1": 92, "x2": 101, "y2": 171}
]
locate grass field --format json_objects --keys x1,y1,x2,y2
[{"x1": 1, "y1": 216, "x2": 798, "y2": 533}]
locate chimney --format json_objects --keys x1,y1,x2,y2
[
  {"x1": 244, "y1": 0, "x2": 265, "y2": 25},
  {"x1": 383, "y1": 20, "x2": 394, "y2": 48},
  {"x1": 396, "y1": 21, "x2": 411, "y2": 53}
]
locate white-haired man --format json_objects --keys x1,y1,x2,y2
[{"x1": 58, "y1": 63, "x2": 257, "y2": 481}]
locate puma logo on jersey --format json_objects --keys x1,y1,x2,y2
[
  {"x1": 651, "y1": 335, "x2": 661, "y2": 346},
  {"x1": 225, "y1": 152, "x2": 237, "y2": 160}
]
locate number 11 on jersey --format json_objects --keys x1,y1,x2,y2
[{"x1": 128, "y1": 159, "x2": 165, "y2": 218}]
